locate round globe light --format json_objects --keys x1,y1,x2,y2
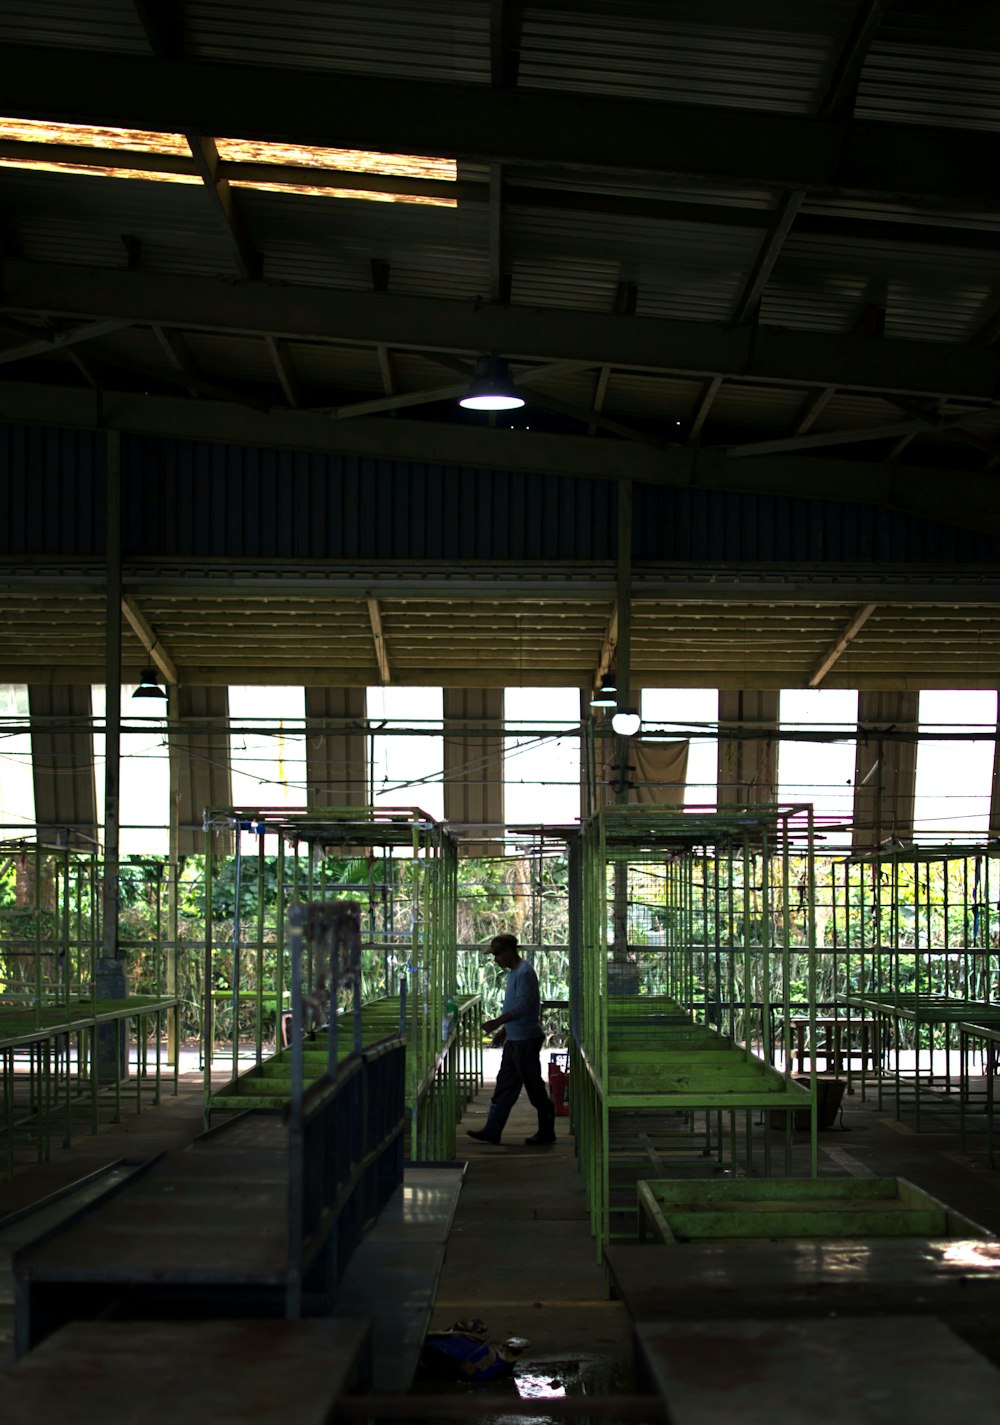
[{"x1": 611, "y1": 708, "x2": 641, "y2": 737}]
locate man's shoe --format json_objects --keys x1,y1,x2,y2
[
  {"x1": 524, "y1": 1130, "x2": 557, "y2": 1145},
  {"x1": 467, "y1": 1128, "x2": 502, "y2": 1144}
]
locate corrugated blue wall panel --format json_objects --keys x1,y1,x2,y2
[
  {"x1": 1, "y1": 424, "x2": 996, "y2": 566},
  {"x1": 0, "y1": 425, "x2": 104, "y2": 556},
  {"x1": 120, "y1": 438, "x2": 619, "y2": 562},
  {"x1": 633, "y1": 485, "x2": 1000, "y2": 564}
]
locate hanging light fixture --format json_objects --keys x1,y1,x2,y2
[
  {"x1": 611, "y1": 707, "x2": 641, "y2": 737},
  {"x1": 589, "y1": 673, "x2": 618, "y2": 709},
  {"x1": 133, "y1": 667, "x2": 168, "y2": 700},
  {"x1": 459, "y1": 356, "x2": 525, "y2": 411}
]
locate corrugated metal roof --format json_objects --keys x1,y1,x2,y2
[
  {"x1": 289, "y1": 345, "x2": 385, "y2": 397},
  {"x1": 1, "y1": 167, "x2": 239, "y2": 275},
  {"x1": 602, "y1": 373, "x2": 695, "y2": 422},
  {"x1": 187, "y1": 0, "x2": 492, "y2": 80},
  {"x1": 178, "y1": 331, "x2": 276, "y2": 383},
  {"x1": 0, "y1": 0, "x2": 997, "y2": 691},
  {"x1": 511, "y1": 258, "x2": 621, "y2": 314},
  {"x1": 707, "y1": 385, "x2": 808, "y2": 432},
  {"x1": 517, "y1": 1, "x2": 853, "y2": 110},
  {"x1": 858, "y1": 30, "x2": 1000, "y2": 130},
  {"x1": 0, "y1": 1, "x2": 147, "y2": 53}
]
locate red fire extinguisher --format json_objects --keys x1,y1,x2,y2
[{"x1": 548, "y1": 1051, "x2": 570, "y2": 1116}]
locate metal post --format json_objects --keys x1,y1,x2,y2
[
  {"x1": 167, "y1": 744, "x2": 180, "y2": 1068},
  {"x1": 96, "y1": 430, "x2": 127, "y2": 1085}
]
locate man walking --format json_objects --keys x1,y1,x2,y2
[{"x1": 467, "y1": 934, "x2": 557, "y2": 1147}]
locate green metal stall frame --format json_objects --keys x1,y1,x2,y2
[
  {"x1": 200, "y1": 806, "x2": 477, "y2": 1160},
  {"x1": 833, "y1": 843, "x2": 1000, "y2": 1128},
  {"x1": 569, "y1": 804, "x2": 820, "y2": 1260},
  {"x1": 0, "y1": 840, "x2": 180, "y2": 1174}
]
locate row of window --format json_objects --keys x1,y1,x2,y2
[{"x1": 0, "y1": 685, "x2": 995, "y2": 854}]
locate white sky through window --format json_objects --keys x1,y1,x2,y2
[
  {"x1": 778, "y1": 689, "x2": 858, "y2": 849},
  {"x1": 914, "y1": 689, "x2": 997, "y2": 843},
  {"x1": 93, "y1": 685, "x2": 170, "y2": 855},
  {"x1": 0, "y1": 684, "x2": 993, "y2": 851},
  {"x1": 505, "y1": 688, "x2": 581, "y2": 827},
  {"x1": 0, "y1": 684, "x2": 34, "y2": 833},
  {"x1": 230, "y1": 686, "x2": 307, "y2": 852},
  {"x1": 368, "y1": 686, "x2": 444, "y2": 821}
]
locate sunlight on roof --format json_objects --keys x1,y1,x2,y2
[
  {"x1": 228, "y1": 179, "x2": 455, "y2": 207},
  {"x1": 0, "y1": 158, "x2": 199, "y2": 184},
  {"x1": 214, "y1": 137, "x2": 456, "y2": 182},
  {"x1": 0, "y1": 118, "x2": 456, "y2": 205},
  {"x1": 0, "y1": 118, "x2": 188, "y2": 152}
]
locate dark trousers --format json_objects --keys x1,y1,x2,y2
[{"x1": 489, "y1": 1035, "x2": 553, "y2": 1133}]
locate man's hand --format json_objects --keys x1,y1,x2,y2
[
  {"x1": 490, "y1": 1027, "x2": 507, "y2": 1048},
  {"x1": 483, "y1": 1016, "x2": 502, "y2": 1034}
]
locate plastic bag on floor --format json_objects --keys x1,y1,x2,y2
[{"x1": 419, "y1": 1318, "x2": 528, "y2": 1383}]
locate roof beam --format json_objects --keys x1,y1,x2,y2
[
  {"x1": 883, "y1": 393, "x2": 1000, "y2": 462},
  {"x1": 121, "y1": 592, "x2": 178, "y2": 684},
  {"x1": 590, "y1": 282, "x2": 637, "y2": 433},
  {"x1": 367, "y1": 596, "x2": 391, "y2": 684},
  {"x1": 6, "y1": 560, "x2": 1000, "y2": 604},
  {"x1": 131, "y1": 0, "x2": 185, "y2": 58},
  {"x1": 730, "y1": 191, "x2": 804, "y2": 326},
  {"x1": 791, "y1": 387, "x2": 836, "y2": 437},
  {"x1": 687, "y1": 376, "x2": 723, "y2": 445},
  {"x1": 488, "y1": 163, "x2": 507, "y2": 304},
  {"x1": 265, "y1": 334, "x2": 300, "y2": 407},
  {"x1": 490, "y1": 0, "x2": 524, "y2": 89},
  {"x1": 7, "y1": 662, "x2": 995, "y2": 693},
  {"x1": 808, "y1": 603, "x2": 877, "y2": 688},
  {"x1": 132, "y1": 327, "x2": 268, "y2": 407},
  {"x1": 5, "y1": 260, "x2": 999, "y2": 404},
  {"x1": 67, "y1": 347, "x2": 100, "y2": 388},
  {"x1": 728, "y1": 404, "x2": 1000, "y2": 458},
  {"x1": 316, "y1": 358, "x2": 597, "y2": 420},
  {"x1": 2, "y1": 46, "x2": 999, "y2": 209},
  {"x1": 185, "y1": 134, "x2": 259, "y2": 279},
  {"x1": 153, "y1": 324, "x2": 201, "y2": 398},
  {"x1": 820, "y1": 0, "x2": 893, "y2": 120},
  {"x1": 0, "y1": 318, "x2": 131, "y2": 366},
  {"x1": 728, "y1": 4, "x2": 890, "y2": 333}
]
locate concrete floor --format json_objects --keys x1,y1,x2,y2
[
  {"x1": 430, "y1": 1060, "x2": 636, "y2": 1396},
  {"x1": 4, "y1": 1052, "x2": 1000, "y2": 1399}
]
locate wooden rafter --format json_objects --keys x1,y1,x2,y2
[
  {"x1": 121, "y1": 593, "x2": 178, "y2": 684},
  {"x1": 186, "y1": 133, "x2": 259, "y2": 279},
  {"x1": 595, "y1": 604, "x2": 619, "y2": 689},
  {"x1": 367, "y1": 596, "x2": 391, "y2": 684},
  {"x1": 808, "y1": 604, "x2": 877, "y2": 688}
]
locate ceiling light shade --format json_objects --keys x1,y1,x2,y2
[
  {"x1": 133, "y1": 667, "x2": 168, "y2": 700},
  {"x1": 589, "y1": 673, "x2": 618, "y2": 709},
  {"x1": 611, "y1": 707, "x2": 641, "y2": 737},
  {"x1": 459, "y1": 356, "x2": 525, "y2": 411}
]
